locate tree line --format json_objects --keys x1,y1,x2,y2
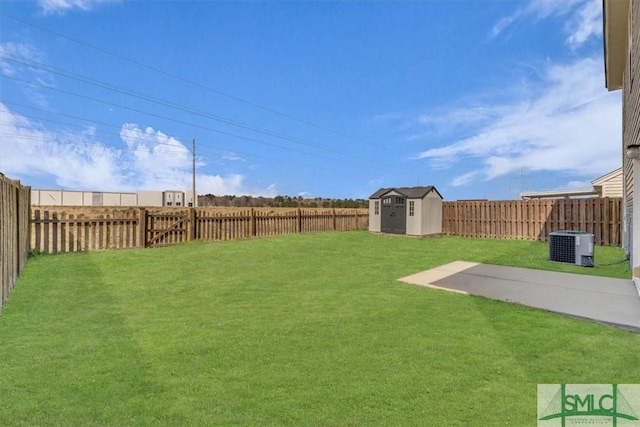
[{"x1": 198, "y1": 194, "x2": 368, "y2": 208}]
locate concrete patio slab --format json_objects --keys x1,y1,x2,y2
[{"x1": 399, "y1": 261, "x2": 640, "y2": 332}]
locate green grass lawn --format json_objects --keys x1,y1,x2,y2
[{"x1": 1, "y1": 232, "x2": 638, "y2": 426}]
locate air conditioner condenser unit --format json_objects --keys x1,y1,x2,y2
[{"x1": 549, "y1": 231, "x2": 594, "y2": 267}]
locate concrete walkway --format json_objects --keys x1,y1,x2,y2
[{"x1": 399, "y1": 261, "x2": 640, "y2": 332}]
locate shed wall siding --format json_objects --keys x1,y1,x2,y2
[
  {"x1": 368, "y1": 200, "x2": 381, "y2": 232},
  {"x1": 406, "y1": 199, "x2": 421, "y2": 236},
  {"x1": 419, "y1": 197, "x2": 443, "y2": 235}
]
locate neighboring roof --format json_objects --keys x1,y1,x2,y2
[
  {"x1": 592, "y1": 167, "x2": 622, "y2": 186},
  {"x1": 369, "y1": 186, "x2": 442, "y2": 200},
  {"x1": 520, "y1": 188, "x2": 598, "y2": 200},
  {"x1": 603, "y1": 0, "x2": 630, "y2": 91},
  {"x1": 520, "y1": 167, "x2": 623, "y2": 199}
]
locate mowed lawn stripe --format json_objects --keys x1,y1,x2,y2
[{"x1": 1, "y1": 232, "x2": 638, "y2": 425}]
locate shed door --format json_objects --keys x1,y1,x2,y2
[{"x1": 381, "y1": 196, "x2": 406, "y2": 234}]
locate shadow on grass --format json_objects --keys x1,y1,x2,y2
[
  {"x1": 0, "y1": 251, "x2": 182, "y2": 425},
  {"x1": 468, "y1": 293, "x2": 640, "y2": 381}
]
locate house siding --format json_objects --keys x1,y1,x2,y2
[
  {"x1": 623, "y1": 1, "x2": 640, "y2": 256},
  {"x1": 593, "y1": 168, "x2": 624, "y2": 197},
  {"x1": 601, "y1": 172, "x2": 623, "y2": 197}
]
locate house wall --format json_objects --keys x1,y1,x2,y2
[
  {"x1": 600, "y1": 171, "x2": 624, "y2": 197},
  {"x1": 624, "y1": 1, "x2": 640, "y2": 269}
]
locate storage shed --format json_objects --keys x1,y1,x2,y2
[{"x1": 369, "y1": 186, "x2": 443, "y2": 236}]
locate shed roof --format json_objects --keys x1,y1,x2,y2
[{"x1": 369, "y1": 186, "x2": 442, "y2": 200}]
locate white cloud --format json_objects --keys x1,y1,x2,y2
[
  {"x1": 564, "y1": 180, "x2": 593, "y2": 189},
  {"x1": 451, "y1": 172, "x2": 480, "y2": 187},
  {"x1": 0, "y1": 42, "x2": 55, "y2": 108},
  {"x1": 491, "y1": 0, "x2": 580, "y2": 38},
  {"x1": 0, "y1": 42, "x2": 47, "y2": 76},
  {"x1": 38, "y1": 0, "x2": 122, "y2": 13},
  {"x1": 491, "y1": 0, "x2": 600, "y2": 48},
  {"x1": 0, "y1": 103, "x2": 129, "y2": 190},
  {"x1": 0, "y1": 104, "x2": 276, "y2": 196},
  {"x1": 222, "y1": 152, "x2": 244, "y2": 161},
  {"x1": 565, "y1": 0, "x2": 602, "y2": 48},
  {"x1": 415, "y1": 58, "x2": 621, "y2": 187}
]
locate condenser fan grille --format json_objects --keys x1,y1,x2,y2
[
  {"x1": 548, "y1": 231, "x2": 594, "y2": 266},
  {"x1": 549, "y1": 234, "x2": 576, "y2": 263}
]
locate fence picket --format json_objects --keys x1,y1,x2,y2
[
  {"x1": 442, "y1": 199, "x2": 622, "y2": 246},
  {"x1": 1, "y1": 175, "x2": 30, "y2": 313},
  {"x1": 23, "y1": 199, "x2": 624, "y2": 256},
  {"x1": 29, "y1": 207, "x2": 369, "y2": 253}
]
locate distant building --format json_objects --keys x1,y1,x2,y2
[
  {"x1": 520, "y1": 168, "x2": 622, "y2": 200},
  {"x1": 31, "y1": 189, "x2": 197, "y2": 207}
]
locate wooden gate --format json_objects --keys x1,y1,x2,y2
[{"x1": 145, "y1": 211, "x2": 189, "y2": 247}]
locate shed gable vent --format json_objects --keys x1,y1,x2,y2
[{"x1": 549, "y1": 231, "x2": 594, "y2": 267}]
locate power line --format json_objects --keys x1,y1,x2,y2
[
  {"x1": 3, "y1": 73, "x2": 367, "y2": 164},
  {"x1": 0, "y1": 104, "x2": 320, "y2": 167},
  {"x1": 0, "y1": 131, "x2": 342, "y2": 176},
  {"x1": 1, "y1": 53, "x2": 384, "y2": 160},
  {"x1": 0, "y1": 11, "x2": 371, "y2": 144},
  {"x1": 2, "y1": 106, "x2": 185, "y2": 150},
  {"x1": 1, "y1": 102, "x2": 346, "y2": 173},
  {"x1": 3, "y1": 73, "x2": 396, "y2": 170},
  {"x1": 0, "y1": 132, "x2": 185, "y2": 155}
]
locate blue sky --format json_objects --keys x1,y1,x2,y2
[{"x1": 0, "y1": 0, "x2": 621, "y2": 200}]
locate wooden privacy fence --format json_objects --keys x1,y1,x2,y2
[
  {"x1": 28, "y1": 198, "x2": 624, "y2": 253},
  {"x1": 0, "y1": 175, "x2": 30, "y2": 312},
  {"x1": 31, "y1": 207, "x2": 369, "y2": 253},
  {"x1": 442, "y1": 198, "x2": 622, "y2": 246}
]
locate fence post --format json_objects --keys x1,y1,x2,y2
[
  {"x1": 188, "y1": 207, "x2": 197, "y2": 241},
  {"x1": 297, "y1": 208, "x2": 302, "y2": 233},
  {"x1": 138, "y1": 208, "x2": 147, "y2": 248},
  {"x1": 14, "y1": 181, "x2": 20, "y2": 281},
  {"x1": 250, "y1": 208, "x2": 256, "y2": 237},
  {"x1": 332, "y1": 208, "x2": 336, "y2": 230},
  {"x1": 26, "y1": 186, "x2": 31, "y2": 261}
]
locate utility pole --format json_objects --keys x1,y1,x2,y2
[{"x1": 192, "y1": 138, "x2": 197, "y2": 207}]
